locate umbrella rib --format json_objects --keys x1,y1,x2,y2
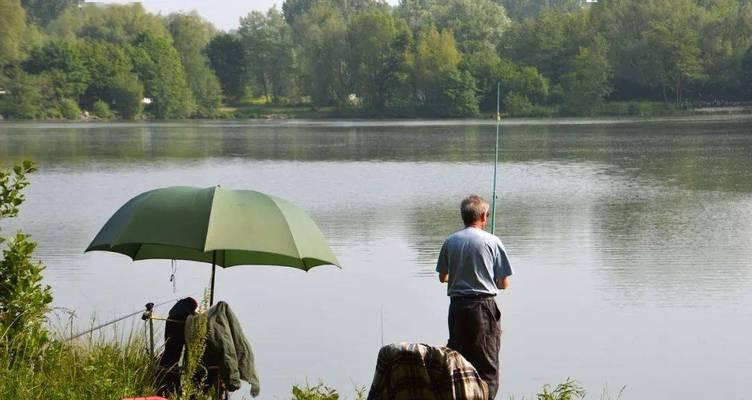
[{"x1": 269, "y1": 197, "x2": 303, "y2": 265}]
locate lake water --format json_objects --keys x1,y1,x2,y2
[{"x1": 1, "y1": 116, "x2": 751, "y2": 399}]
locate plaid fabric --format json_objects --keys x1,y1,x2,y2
[{"x1": 367, "y1": 343, "x2": 489, "y2": 400}]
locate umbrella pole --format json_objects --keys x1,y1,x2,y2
[{"x1": 210, "y1": 250, "x2": 216, "y2": 306}]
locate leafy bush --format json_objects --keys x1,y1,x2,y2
[
  {"x1": 92, "y1": 99, "x2": 114, "y2": 119},
  {"x1": 58, "y1": 98, "x2": 82, "y2": 120},
  {"x1": 0, "y1": 161, "x2": 52, "y2": 344},
  {"x1": 503, "y1": 91, "x2": 533, "y2": 116}
]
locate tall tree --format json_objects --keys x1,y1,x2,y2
[
  {"x1": 21, "y1": 0, "x2": 81, "y2": 26},
  {"x1": 413, "y1": 26, "x2": 478, "y2": 116},
  {"x1": 165, "y1": 12, "x2": 222, "y2": 117},
  {"x1": 641, "y1": 7, "x2": 704, "y2": 103},
  {"x1": 500, "y1": 0, "x2": 585, "y2": 21},
  {"x1": 23, "y1": 40, "x2": 89, "y2": 101},
  {"x1": 239, "y1": 7, "x2": 298, "y2": 103},
  {"x1": 398, "y1": 0, "x2": 510, "y2": 53},
  {"x1": 79, "y1": 40, "x2": 143, "y2": 118},
  {"x1": 130, "y1": 33, "x2": 194, "y2": 119},
  {"x1": 295, "y1": 3, "x2": 350, "y2": 106},
  {"x1": 561, "y1": 35, "x2": 613, "y2": 114},
  {"x1": 0, "y1": 0, "x2": 27, "y2": 65},
  {"x1": 48, "y1": 3, "x2": 170, "y2": 45},
  {"x1": 206, "y1": 33, "x2": 249, "y2": 102},
  {"x1": 347, "y1": 9, "x2": 404, "y2": 108}
]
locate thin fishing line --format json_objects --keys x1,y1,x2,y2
[{"x1": 64, "y1": 295, "x2": 193, "y2": 341}]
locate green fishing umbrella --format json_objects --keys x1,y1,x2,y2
[{"x1": 86, "y1": 186, "x2": 340, "y2": 304}]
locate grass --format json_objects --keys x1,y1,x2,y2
[{"x1": 0, "y1": 328, "x2": 158, "y2": 400}]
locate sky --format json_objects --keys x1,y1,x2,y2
[{"x1": 95, "y1": 0, "x2": 398, "y2": 31}]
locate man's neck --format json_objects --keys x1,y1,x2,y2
[{"x1": 466, "y1": 223, "x2": 485, "y2": 230}]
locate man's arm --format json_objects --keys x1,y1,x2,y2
[
  {"x1": 496, "y1": 275, "x2": 510, "y2": 290},
  {"x1": 439, "y1": 273, "x2": 449, "y2": 283}
]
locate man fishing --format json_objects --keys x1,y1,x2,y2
[{"x1": 436, "y1": 194, "x2": 513, "y2": 399}]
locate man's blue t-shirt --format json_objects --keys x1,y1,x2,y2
[{"x1": 436, "y1": 227, "x2": 513, "y2": 297}]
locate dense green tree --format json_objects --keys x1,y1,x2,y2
[
  {"x1": 24, "y1": 40, "x2": 89, "y2": 101},
  {"x1": 561, "y1": 35, "x2": 613, "y2": 114},
  {"x1": 206, "y1": 33, "x2": 249, "y2": 102},
  {"x1": 347, "y1": 9, "x2": 403, "y2": 108},
  {"x1": 49, "y1": 3, "x2": 170, "y2": 45},
  {"x1": 295, "y1": 4, "x2": 350, "y2": 106},
  {"x1": 239, "y1": 7, "x2": 298, "y2": 103},
  {"x1": 21, "y1": 0, "x2": 80, "y2": 26},
  {"x1": 0, "y1": 68, "x2": 55, "y2": 119},
  {"x1": 695, "y1": 0, "x2": 752, "y2": 99},
  {"x1": 641, "y1": 6, "x2": 704, "y2": 103},
  {"x1": 398, "y1": 0, "x2": 510, "y2": 53},
  {"x1": 463, "y1": 50, "x2": 549, "y2": 112},
  {"x1": 743, "y1": 46, "x2": 752, "y2": 99},
  {"x1": 165, "y1": 12, "x2": 222, "y2": 117},
  {"x1": 282, "y1": 0, "x2": 387, "y2": 24},
  {"x1": 413, "y1": 26, "x2": 478, "y2": 116},
  {"x1": 0, "y1": 0, "x2": 27, "y2": 65},
  {"x1": 500, "y1": 9, "x2": 591, "y2": 83},
  {"x1": 130, "y1": 33, "x2": 194, "y2": 119},
  {"x1": 500, "y1": 0, "x2": 585, "y2": 21},
  {"x1": 78, "y1": 40, "x2": 142, "y2": 117}
]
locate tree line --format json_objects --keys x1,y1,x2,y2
[{"x1": 1, "y1": 0, "x2": 752, "y2": 120}]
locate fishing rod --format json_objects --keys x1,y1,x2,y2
[
  {"x1": 64, "y1": 296, "x2": 186, "y2": 341},
  {"x1": 490, "y1": 82, "x2": 501, "y2": 235}
]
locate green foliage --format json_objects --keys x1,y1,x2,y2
[
  {"x1": 206, "y1": 33, "x2": 249, "y2": 102},
  {"x1": 292, "y1": 383, "x2": 340, "y2": 400},
  {"x1": 0, "y1": 330, "x2": 158, "y2": 399},
  {"x1": 347, "y1": 9, "x2": 409, "y2": 109},
  {"x1": 50, "y1": 3, "x2": 171, "y2": 45},
  {"x1": 57, "y1": 97, "x2": 81, "y2": 119},
  {"x1": 180, "y1": 291, "x2": 211, "y2": 400},
  {"x1": 25, "y1": 40, "x2": 89, "y2": 100},
  {"x1": 0, "y1": 161, "x2": 34, "y2": 220},
  {"x1": 295, "y1": 4, "x2": 350, "y2": 106},
  {"x1": 537, "y1": 378, "x2": 586, "y2": 400},
  {"x1": 743, "y1": 46, "x2": 752, "y2": 99},
  {"x1": 240, "y1": 7, "x2": 298, "y2": 104},
  {"x1": 413, "y1": 26, "x2": 478, "y2": 116},
  {"x1": 5, "y1": 0, "x2": 752, "y2": 118},
  {"x1": 501, "y1": 0, "x2": 585, "y2": 21},
  {"x1": 0, "y1": 161, "x2": 52, "y2": 345},
  {"x1": 0, "y1": 0, "x2": 28, "y2": 64},
  {"x1": 561, "y1": 36, "x2": 613, "y2": 115},
  {"x1": 503, "y1": 91, "x2": 534, "y2": 116},
  {"x1": 165, "y1": 12, "x2": 222, "y2": 117},
  {"x1": 110, "y1": 73, "x2": 144, "y2": 120},
  {"x1": 78, "y1": 40, "x2": 141, "y2": 118},
  {"x1": 91, "y1": 99, "x2": 113, "y2": 119},
  {"x1": 131, "y1": 33, "x2": 194, "y2": 119},
  {"x1": 0, "y1": 68, "x2": 56, "y2": 119},
  {"x1": 21, "y1": 0, "x2": 80, "y2": 27},
  {"x1": 399, "y1": 0, "x2": 510, "y2": 53},
  {"x1": 641, "y1": 2, "x2": 705, "y2": 103}
]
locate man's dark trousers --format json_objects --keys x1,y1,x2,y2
[{"x1": 448, "y1": 296, "x2": 502, "y2": 399}]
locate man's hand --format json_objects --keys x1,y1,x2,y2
[
  {"x1": 439, "y1": 273, "x2": 449, "y2": 283},
  {"x1": 496, "y1": 276, "x2": 510, "y2": 290}
]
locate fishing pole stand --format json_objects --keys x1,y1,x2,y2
[{"x1": 141, "y1": 302, "x2": 155, "y2": 358}]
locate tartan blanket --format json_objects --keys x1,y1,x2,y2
[{"x1": 367, "y1": 343, "x2": 489, "y2": 400}]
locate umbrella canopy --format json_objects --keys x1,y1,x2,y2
[{"x1": 86, "y1": 186, "x2": 340, "y2": 303}]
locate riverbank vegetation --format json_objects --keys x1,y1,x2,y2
[{"x1": 2, "y1": 0, "x2": 752, "y2": 120}]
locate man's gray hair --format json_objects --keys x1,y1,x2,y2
[{"x1": 460, "y1": 194, "x2": 489, "y2": 225}]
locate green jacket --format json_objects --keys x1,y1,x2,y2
[{"x1": 186, "y1": 301, "x2": 260, "y2": 397}]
